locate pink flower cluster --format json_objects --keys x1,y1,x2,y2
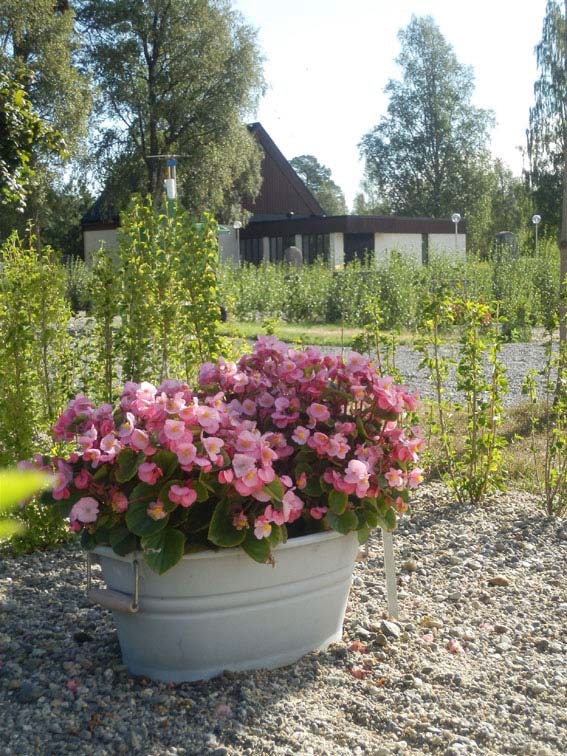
[{"x1": 31, "y1": 337, "x2": 423, "y2": 554}]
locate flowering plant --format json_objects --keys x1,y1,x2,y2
[{"x1": 26, "y1": 337, "x2": 423, "y2": 573}]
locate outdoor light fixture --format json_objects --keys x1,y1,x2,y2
[
  {"x1": 164, "y1": 159, "x2": 177, "y2": 200},
  {"x1": 451, "y1": 213, "x2": 461, "y2": 255},
  {"x1": 532, "y1": 214, "x2": 541, "y2": 255}
]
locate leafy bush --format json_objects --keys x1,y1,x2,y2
[{"x1": 65, "y1": 256, "x2": 93, "y2": 312}]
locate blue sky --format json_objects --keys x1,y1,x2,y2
[{"x1": 234, "y1": 0, "x2": 548, "y2": 207}]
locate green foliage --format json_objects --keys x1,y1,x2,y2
[
  {"x1": 359, "y1": 15, "x2": 494, "y2": 246},
  {"x1": 65, "y1": 256, "x2": 93, "y2": 312},
  {"x1": 289, "y1": 155, "x2": 347, "y2": 215},
  {"x1": 522, "y1": 326, "x2": 567, "y2": 516},
  {"x1": 0, "y1": 232, "x2": 73, "y2": 464},
  {"x1": 0, "y1": 68, "x2": 65, "y2": 211},
  {"x1": 77, "y1": 0, "x2": 264, "y2": 218},
  {"x1": 0, "y1": 468, "x2": 50, "y2": 540},
  {"x1": 219, "y1": 252, "x2": 561, "y2": 333},
  {"x1": 115, "y1": 195, "x2": 225, "y2": 383},
  {"x1": 527, "y1": 0, "x2": 566, "y2": 236},
  {"x1": 416, "y1": 295, "x2": 508, "y2": 505}
]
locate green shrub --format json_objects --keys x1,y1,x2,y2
[{"x1": 65, "y1": 256, "x2": 93, "y2": 312}]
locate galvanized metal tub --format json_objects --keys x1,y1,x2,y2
[{"x1": 92, "y1": 530, "x2": 358, "y2": 682}]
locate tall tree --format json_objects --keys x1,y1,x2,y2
[
  {"x1": 290, "y1": 155, "x2": 347, "y2": 215},
  {"x1": 359, "y1": 15, "x2": 494, "y2": 246},
  {"x1": 0, "y1": 0, "x2": 91, "y2": 245},
  {"x1": 77, "y1": 0, "x2": 265, "y2": 220},
  {"x1": 0, "y1": 68, "x2": 65, "y2": 211},
  {"x1": 529, "y1": 0, "x2": 567, "y2": 346}
]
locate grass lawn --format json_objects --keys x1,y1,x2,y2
[{"x1": 219, "y1": 320, "x2": 416, "y2": 347}]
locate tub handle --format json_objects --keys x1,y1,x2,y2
[{"x1": 87, "y1": 552, "x2": 140, "y2": 613}]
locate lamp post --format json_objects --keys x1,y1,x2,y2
[
  {"x1": 451, "y1": 213, "x2": 461, "y2": 256},
  {"x1": 233, "y1": 220, "x2": 242, "y2": 264},
  {"x1": 532, "y1": 214, "x2": 541, "y2": 255}
]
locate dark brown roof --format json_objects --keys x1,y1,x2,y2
[
  {"x1": 246, "y1": 123, "x2": 324, "y2": 217},
  {"x1": 241, "y1": 214, "x2": 465, "y2": 238}
]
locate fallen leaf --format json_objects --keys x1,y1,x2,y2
[
  {"x1": 348, "y1": 640, "x2": 369, "y2": 653},
  {"x1": 349, "y1": 666, "x2": 370, "y2": 679}
]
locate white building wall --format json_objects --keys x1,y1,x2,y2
[
  {"x1": 83, "y1": 228, "x2": 118, "y2": 265},
  {"x1": 429, "y1": 233, "x2": 466, "y2": 259},
  {"x1": 374, "y1": 233, "x2": 422, "y2": 263},
  {"x1": 329, "y1": 232, "x2": 344, "y2": 267}
]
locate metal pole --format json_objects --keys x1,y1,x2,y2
[
  {"x1": 382, "y1": 529, "x2": 399, "y2": 618},
  {"x1": 535, "y1": 223, "x2": 538, "y2": 256}
]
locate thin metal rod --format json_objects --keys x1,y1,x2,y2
[{"x1": 382, "y1": 529, "x2": 399, "y2": 619}]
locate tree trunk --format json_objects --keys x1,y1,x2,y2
[{"x1": 560, "y1": 0, "x2": 567, "y2": 351}]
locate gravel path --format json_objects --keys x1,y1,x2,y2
[
  {"x1": 1, "y1": 483, "x2": 565, "y2": 755},
  {"x1": 320, "y1": 341, "x2": 551, "y2": 406}
]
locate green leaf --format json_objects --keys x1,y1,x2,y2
[
  {"x1": 328, "y1": 489, "x2": 348, "y2": 515},
  {"x1": 153, "y1": 450, "x2": 179, "y2": 480},
  {"x1": 208, "y1": 499, "x2": 245, "y2": 548},
  {"x1": 129, "y1": 481, "x2": 160, "y2": 505},
  {"x1": 93, "y1": 463, "x2": 110, "y2": 482},
  {"x1": 109, "y1": 527, "x2": 138, "y2": 556},
  {"x1": 357, "y1": 524, "x2": 370, "y2": 545},
  {"x1": 142, "y1": 528, "x2": 185, "y2": 574},
  {"x1": 94, "y1": 527, "x2": 111, "y2": 545},
  {"x1": 125, "y1": 500, "x2": 169, "y2": 537},
  {"x1": 241, "y1": 529, "x2": 272, "y2": 563},
  {"x1": 262, "y1": 477, "x2": 284, "y2": 503},
  {"x1": 383, "y1": 507, "x2": 397, "y2": 531},
  {"x1": 303, "y1": 476, "x2": 322, "y2": 497},
  {"x1": 0, "y1": 470, "x2": 52, "y2": 510},
  {"x1": 324, "y1": 509, "x2": 359, "y2": 534},
  {"x1": 81, "y1": 530, "x2": 97, "y2": 550},
  {"x1": 192, "y1": 481, "x2": 209, "y2": 502},
  {"x1": 115, "y1": 449, "x2": 146, "y2": 483}
]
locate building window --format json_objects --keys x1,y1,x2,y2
[
  {"x1": 269, "y1": 235, "x2": 295, "y2": 263},
  {"x1": 421, "y1": 233, "x2": 429, "y2": 265},
  {"x1": 240, "y1": 238, "x2": 262, "y2": 265},
  {"x1": 301, "y1": 234, "x2": 330, "y2": 264}
]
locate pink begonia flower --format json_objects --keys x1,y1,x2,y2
[
  {"x1": 280, "y1": 475, "x2": 293, "y2": 488},
  {"x1": 202, "y1": 436, "x2": 224, "y2": 461},
  {"x1": 147, "y1": 501, "x2": 167, "y2": 521},
  {"x1": 351, "y1": 384, "x2": 365, "y2": 401},
  {"x1": 394, "y1": 496, "x2": 408, "y2": 514},
  {"x1": 344, "y1": 459, "x2": 369, "y2": 484},
  {"x1": 232, "y1": 453, "x2": 256, "y2": 478},
  {"x1": 164, "y1": 419, "x2": 186, "y2": 441},
  {"x1": 218, "y1": 469, "x2": 234, "y2": 484},
  {"x1": 282, "y1": 490, "x2": 304, "y2": 523},
  {"x1": 264, "y1": 504, "x2": 285, "y2": 526},
  {"x1": 194, "y1": 405, "x2": 220, "y2": 433},
  {"x1": 82, "y1": 448, "x2": 101, "y2": 466},
  {"x1": 74, "y1": 469, "x2": 91, "y2": 490},
  {"x1": 164, "y1": 393, "x2": 186, "y2": 415},
  {"x1": 100, "y1": 433, "x2": 121, "y2": 456},
  {"x1": 259, "y1": 445, "x2": 277, "y2": 466},
  {"x1": 138, "y1": 462, "x2": 163, "y2": 485},
  {"x1": 308, "y1": 431, "x2": 330, "y2": 455},
  {"x1": 291, "y1": 426, "x2": 310, "y2": 445},
  {"x1": 136, "y1": 381, "x2": 157, "y2": 403},
  {"x1": 385, "y1": 467, "x2": 405, "y2": 490},
  {"x1": 169, "y1": 484, "x2": 197, "y2": 508},
  {"x1": 310, "y1": 506, "x2": 327, "y2": 520},
  {"x1": 118, "y1": 412, "x2": 135, "y2": 438},
  {"x1": 258, "y1": 466, "x2": 275, "y2": 484},
  {"x1": 70, "y1": 496, "x2": 99, "y2": 524},
  {"x1": 239, "y1": 468, "x2": 259, "y2": 489},
  {"x1": 306, "y1": 402, "x2": 331, "y2": 423},
  {"x1": 241, "y1": 399, "x2": 257, "y2": 416},
  {"x1": 346, "y1": 352, "x2": 368, "y2": 371},
  {"x1": 254, "y1": 515, "x2": 272, "y2": 539},
  {"x1": 236, "y1": 430, "x2": 259, "y2": 453},
  {"x1": 176, "y1": 442, "x2": 197, "y2": 466},
  {"x1": 131, "y1": 428, "x2": 151, "y2": 451},
  {"x1": 78, "y1": 427, "x2": 97, "y2": 450},
  {"x1": 111, "y1": 491, "x2": 129, "y2": 513},
  {"x1": 408, "y1": 467, "x2": 424, "y2": 489},
  {"x1": 233, "y1": 510, "x2": 248, "y2": 530},
  {"x1": 296, "y1": 471, "x2": 307, "y2": 489},
  {"x1": 257, "y1": 392, "x2": 274, "y2": 408}
]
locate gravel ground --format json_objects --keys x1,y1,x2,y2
[
  {"x1": 1, "y1": 482, "x2": 566, "y2": 756},
  {"x1": 321, "y1": 341, "x2": 551, "y2": 406}
]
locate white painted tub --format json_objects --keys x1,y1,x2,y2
[{"x1": 93, "y1": 530, "x2": 359, "y2": 682}]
